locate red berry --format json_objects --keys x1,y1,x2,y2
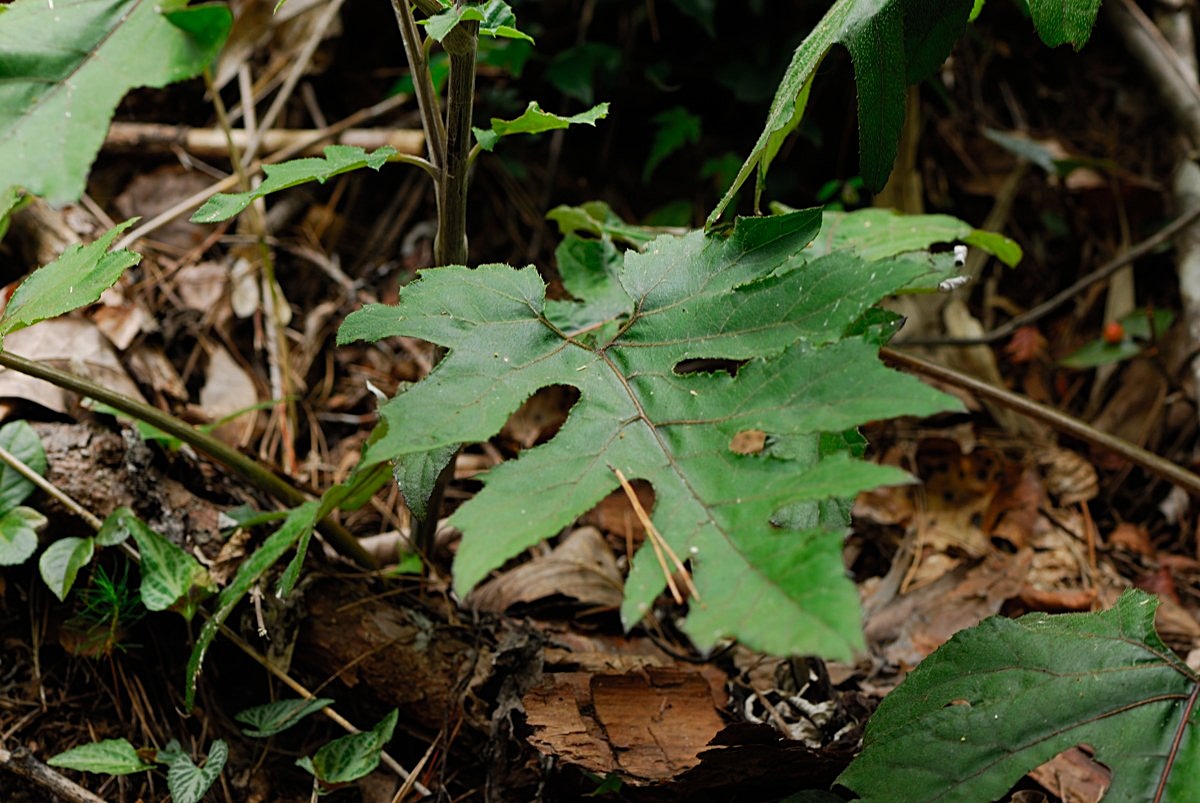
[{"x1": 1103, "y1": 321, "x2": 1125, "y2": 344}]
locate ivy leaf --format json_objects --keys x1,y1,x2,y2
[
  {"x1": 0, "y1": 220, "x2": 141, "y2": 343},
  {"x1": 422, "y1": 0, "x2": 533, "y2": 43},
  {"x1": 0, "y1": 0, "x2": 231, "y2": 204},
  {"x1": 166, "y1": 740, "x2": 227, "y2": 803},
  {"x1": 39, "y1": 536, "x2": 94, "y2": 601},
  {"x1": 0, "y1": 420, "x2": 47, "y2": 514},
  {"x1": 839, "y1": 589, "x2": 1200, "y2": 801},
  {"x1": 472, "y1": 101, "x2": 609, "y2": 152},
  {"x1": 708, "y1": 0, "x2": 974, "y2": 223},
  {"x1": 0, "y1": 506, "x2": 46, "y2": 566},
  {"x1": 546, "y1": 43, "x2": 621, "y2": 105},
  {"x1": 236, "y1": 697, "x2": 335, "y2": 738},
  {"x1": 338, "y1": 210, "x2": 959, "y2": 659},
  {"x1": 102, "y1": 508, "x2": 212, "y2": 617},
  {"x1": 297, "y1": 709, "x2": 398, "y2": 786},
  {"x1": 48, "y1": 738, "x2": 155, "y2": 775},
  {"x1": 190, "y1": 146, "x2": 396, "y2": 223},
  {"x1": 1028, "y1": 0, "x2": 1102, "y2": 50}
]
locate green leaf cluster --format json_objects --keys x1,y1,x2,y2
[
  {"x1": 50, "y1": 737, "x2": 227, "y2": 803},
  {"x1": 339, "y1": 209, "x2": 961, "y2": 659},
  {"x1": 422, "y1": 0, "x2": 533, "y2": 44}
]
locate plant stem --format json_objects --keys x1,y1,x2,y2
[
  {"x1": 387, "y1": 3, "x2": 479, "y2": 553},
  {"x1": 881, "y1": 346, "x2": 1200, "y2": 495},
  {"x1": 0, "y1": 350, "x2": 376, "y2": 568},
  {"x1": 391, "y1": 0, "x2": 446, "y2": 170},
  {"x1": 436, "y1": 20, "x2": 478, "y2": 266}
]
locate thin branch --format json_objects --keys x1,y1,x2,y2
[
  {"x1": 103, "y1": 123, "x2": 423, "y2": 158},
  {"x1": 0, "y1": 443, "x2": 102, "y2": 531},
  {"x1": 881, "y1": 346, "x2": 1200, "y2": 495},
  {"x1": 1106, "y1": 0, "x2": 1200, "y2": 147},
  {"x1": 391, "y1": 0, "x2": 447, "y2": 169},
  {"x1": 0, "y1": 349, "x2": 376, "y2": 568},
  {"x1": 0, "y1": 746, "x2": 106, "y2": 803},
  {"x1": 898, "y1": 204, "x2": 1200, "y2": 346}
]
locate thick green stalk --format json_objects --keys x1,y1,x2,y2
[
  {"x1": 0, "y1": 349, "x2": 376, "y2": 568},
  {"x1": 435, "y1": 19, "x2": 478, "y2": 266},
  {"x1": 387, "y1": 3, "x2": 479, "y2": 553}
]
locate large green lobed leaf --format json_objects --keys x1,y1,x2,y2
[
  {"x1": 839, "y1": 589, "x2": 1200, "y2": 801},
  {"x1": 339, "y1": 209, "x2": 960, "y2": 659},
  {"x1": 0, "y1": 0, "x2": 231, "y2": 204}
]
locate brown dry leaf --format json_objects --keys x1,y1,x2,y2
[
  {"x1": 174, "y1": 262, "x2": 228, "y2": 312},
  {"x1": 1015, "y1": 585, "x2": 1097, "y2": 613},
  {"x1": 1027, "y1": 747, "x2": 1110, "y2": 803},
  {"x1": 501, "y1": 385, "x2": 575, "y2": 448},
  {"x1": 853, "y1": 484, "x2": 915, "y2": 526},
  {"x1": 1092, "y1": 358, "x2": 1166, "y2": 452},
  {"x1": 523, "y1": 667, "x2": 726, "y2": 783},
  {"x1": 198, "y1": 343, "x2": 259, "y2": 446},
  {"x1": 230, "y1": 255, "x2": 260, "y2": 319},
  {"x1": 1024, "y1": 501, "x2": 1093, "y2": 587},
  {"x1": 1136, "y1": 566, "x2": 1181, "y2": 604},
  {"x1": 469, "y1": 526, "x2": 622, "y2": 612},
  {"x1": 1005, "y1": 326, "x2": 1047, "y2": 364},
  {"x1": 583, "y1": 481, "x2": 654, "y2": 545},
  {"x1": 907, "y1": 446, "x2": 1005, "y2": 584},
  {"x1": 113, "y1": 167, "x2": 211, "y2": 251},
  {"x1": 92, "y1": 287, "x2": 152, "y2": 350},
  {"x1": 0, "y1": 319, "x2": 146, "y2": 414},
  {"x1": 983, "y1": 466, "x2": 1043, "y2": 549},
  {"x1": 126, "y1": 343, "x2": 188, "y2": 401},
  {"x1": 1107, "y1": 522, "x2": 1154, "y2": 557},
  {"x1": 1036, "y1": 446, "x2": 1098, "y2": 506},
  {"x1": 865, "y1": 550, "x2": 1031, "y2": 668}
]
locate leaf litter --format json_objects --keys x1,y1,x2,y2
[{"x1": 5, "y1": 2, "x2": 1200, "y2": 801}]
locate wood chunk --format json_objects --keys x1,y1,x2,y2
[{"x1": 523, "y1": 667, "x2": 726, "y2": 784}]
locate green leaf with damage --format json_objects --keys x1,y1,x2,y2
[
  {"x1": 338, "y1": 209, "x2": 960, "y2": 659},
  {"x1": 473, "y1": 101, "x2": 608, "y2": 152}
]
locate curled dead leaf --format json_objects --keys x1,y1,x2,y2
[{"x1": 470, "y1": 526, "x2": 623, "y2": 612}]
